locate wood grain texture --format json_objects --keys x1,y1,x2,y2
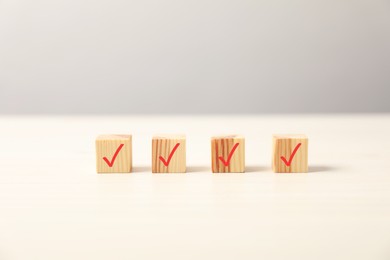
[
  {"x1": 272, "y1": 134, "x2": 308, "y2": 173},
  {"x1": 211, "y1": 135, "x2": 245, "y2": 173},
  {"x1": 152, "y1": 135, "x2": 186, "y2": 173},
  {"x1": 96, "y1": 135, "x2": 132, "y2": 173}
]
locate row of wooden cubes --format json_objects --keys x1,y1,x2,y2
[{"x1": 96, "y1": 134, "x2": 308, "y2": 173}]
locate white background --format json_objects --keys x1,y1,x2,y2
[{"x1": 1, "y1": 0, "x2": 390, "y2": 113}]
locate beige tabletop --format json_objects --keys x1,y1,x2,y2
[{"x1": 0, "y1": 115, "x2": 389, "y2": 260}]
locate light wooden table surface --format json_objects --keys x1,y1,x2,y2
[{"x1": 0, "y1": 115, "x2": 389, "y2": 260}]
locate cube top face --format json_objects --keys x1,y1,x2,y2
[
  {"x1": 153, "y1": 134, "x2": 185, "y2": 140},
  {"x1": 96, "y1": 134, "x2": 131, "y2": 140},
  {"x1": 272, "y1": 134, "x2": 308, "y2": 173},
  {"x1": 211, "y1": 135, "x2": 245, "y2": 173},
  {"x1": 152, "y1": 135, "x2": 186, "y2": 173},
  {"x1": 96, "y1": 135, "x2": 132, "y2": 173},
  {"x1": 273, "y1": 134, "x2": 307, "y2": 139},
  {"x1": 211, "y1": 134, "x2": 244, "y2": 140}
]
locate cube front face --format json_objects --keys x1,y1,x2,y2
[
  {"x1": 211, "y1": 135, "x2": 245, "y2": 173},
  {"x1": 96, "y1": 135, "x2": 132, "y2": 173},
  {"x1": 272, "y1": 135, "x2": 308, "y2": 173},
  {"x1": 152, "y1": 135, "x2": 186, "y2": 173}
]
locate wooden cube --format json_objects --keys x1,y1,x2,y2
[
  {"x1": 272, "y1": 134, "x2": 308, "y2": 173},
  {"x1": 96, "y1": 135, "x2": 132, "y2": 173},
  {"x1": 152, "y1": 135, "x2": 186, "y2": 173},
  {"x1": 211, "y1": 135, "x2": 245, "y2": 173}
]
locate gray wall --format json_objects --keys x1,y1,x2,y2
[{"x1": 1, "y1": 0, "x2": 389, "y2": 114}]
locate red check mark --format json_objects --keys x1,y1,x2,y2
[
  {"x1": 280, "y1": 143, "x2": 302, "y2": 166},
  {"x1": 218, "y1": 143, "x2": 239, "y2": 166},
  {"x1": 103, "y1": 143, "x2": 124, "y2": 167},
  {"x1": 159, "y1": 143, "x2": 180, "y2": 167}
]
